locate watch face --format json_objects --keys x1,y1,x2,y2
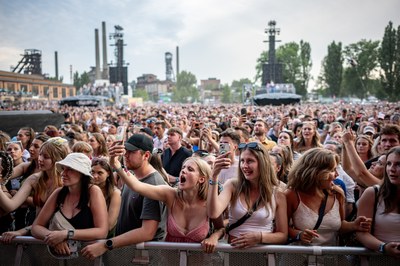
[{"x1": 106, "y1": 239, "x2": 113, "y2": 250}]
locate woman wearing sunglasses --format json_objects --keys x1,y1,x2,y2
[{"x1": 208, "y1": 142, "x2": 288, "y2": 248}]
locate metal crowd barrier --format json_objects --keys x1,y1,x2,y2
[{"x1": 0, "y1": 236, "x2": 399, "y2": 266}]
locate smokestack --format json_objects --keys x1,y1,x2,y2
[
  {"x1": 95, "y1": 29, "x2": 101, "y2": 80},
  {"x1": 102, "y1": 21, "x2": 108, "y2": 79},
  {"x1": 70, "y1": 65, "x2": 73, "y2": 85},
  {"x1": 54, "y1": 51, "x2": 58, "y2": 80},
  {"x1": 176, "y1": 46, "x2": 179, "y2": 78}
]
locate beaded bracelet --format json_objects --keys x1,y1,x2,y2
[
  {"x1": 209, "y1": 179, "x2": 218, "y2": 186},
  {"x1": 113, "y1": 166, "x2": 124, "y2": 172}
]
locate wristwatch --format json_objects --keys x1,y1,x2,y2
[
  {"x1": 105, "y1": 239, "x2": 114, "y2": 250},
  {"x1": 378, "y1": 242, "x2": 387, "y2": 254},
  {"x1": 67, "y1": 229, "x2": 75, "y2": 240}
]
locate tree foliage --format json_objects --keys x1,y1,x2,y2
[
  {"x1": 172, "y1": 71, "x2": 199, "y2": 103},
  {"x1": 132, "y1": 88, "x2": 149, "y2": 101},
  {"x1": 254, "y1": 41, "x2": 312, "y2": 96},
  {"x1": 73, "y1": 71, "x2": 90, "y2": 91},
  {"x1": 231, "y1": 78, "x2": 252, "y2": 102},
  {"x1": 342, "y1": 39, "x2": 380, "y2": 99},
  {"x1": 380, "y1": 21, "x2": 400, "y2": 101},
  {"x1": 323, "y1": 41, "x2": 343, "y2": 97},
  {"x1": 221, "y1": 84, "x2": 231, "y2": 103}
]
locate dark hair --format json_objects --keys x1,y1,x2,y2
[
  {"x1": 91, "y1": 158, "x2": 115, "y2": 207},
  {"x1": 380, "y1": 125, "x2": 400, "y2": 141},
  {"x1": 379, "y1": 147, "x2": 400, "y2": 214},
  {"x1": 220, "y1": 129, "x2": 241, "y2": 145},
  {"x1": 57, "y1": 174, "x2": 92, "y2": 211},
  {"x1": 23, "y1": 133, "x2": 50, "y2": 180},
  {"x1": 19, "y1": 127, "x2": 35, "y2": 149}
]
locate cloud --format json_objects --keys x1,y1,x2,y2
[{"x1": 1, "y1": 0, "x2": 400, "y2": 88}]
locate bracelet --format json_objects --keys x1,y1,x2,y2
[
  {"x1": 209, "y1": 179, "x2": 218, "y2": 186},
  {"x1": 295, "y1": 231, "x2": 303, "y2": 241},
  {"x1": 113, "y1": 166, "x2": 124, "y2": 172}
]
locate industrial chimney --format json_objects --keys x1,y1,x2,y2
[
  {"x1": 54, "y1": 51, "x2": 58, "y2": 80},
  {"x1": 95, "y1": 29, "x2": 101, "y2": 80},
  {"x1": 176, "y1": 46, "x2": 179, "y2": 78},
  {"x1": 101, "y1": 21, "x2": 109, "y2": 79}
]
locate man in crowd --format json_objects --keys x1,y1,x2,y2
[
  {"x1": 162, "y1": 127, "x2": 192, "y2": 184},
  {"x1": 153, "y1": 121, "x2": 167, "y2": 150},
  {"x1": 218, "y1": 129, "x2": 240, "y2": 184},
  {"x1": 81, "y1": 134, "x2": 166, "y2": 259},
  {"x1": 250, "y1": 119, "x2": 276, "y2": 150}
]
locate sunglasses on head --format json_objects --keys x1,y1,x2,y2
[
  {"x1": 238, "y1": 142, "x2": 263, "y2": 151},
  {"x1": 194, "y1": 150, "x2": 209, "y2": 157}
]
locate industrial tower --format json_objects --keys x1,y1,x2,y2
[{"x1": 109, "y1": 25, "x2": 128, "y2": 95}]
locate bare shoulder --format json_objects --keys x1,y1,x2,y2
[
  {"x1": 112, "y1": 187, "x2": 121, "y2": 197},
  {"x1": 275, "y1": 189, "x2": 286, "y2": 205},
  {"x1": 89, "y1": 184, "x2": 103, "y2": 195}
]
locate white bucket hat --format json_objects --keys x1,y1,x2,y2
[{"x1": 56, "y1": 153, "x2": 92, "y2": 178}]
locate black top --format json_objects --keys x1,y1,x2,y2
[
  {"x1": 60, "y1": 205, "x2": 94, "y2": 229},
  {"x1": 162, "y1": 146, "x2": 192, "y2": 178}
]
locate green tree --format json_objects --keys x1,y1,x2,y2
[
  {"x1": 299, "y1": 40, "x2": 312, "y2": 96},
  {"x1": 172, "y1": 71, "x2": 199, "y2": 103},
  {"x1": 73, "y1": 71, "x2": 90, "y2": 91},
  {"x1": 254, "y1": 41, "x2": 312, "y2": 97},
  {"x1": 323, "y1": 41, "x2": 343, "y2": 97},
  {"x1": 254, "y1": 51, "x2": 268, "y2": 83},
  {"x1": 132, "y1": 88, "x2": 149, "y2": 101},
  {"x1": 380, "y1": 21, "x2": 400, "y2": 101},
  {"x1": 342, "y1": 39, "x2": 380, "y2": 99},
  {"x1": 221, "y1": 84, "x2": 231, "y2": 103},
  {"x1": 231, "y1": 78, "x2": 252, "y2": 102}
]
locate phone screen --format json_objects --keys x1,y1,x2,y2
[
  {"x1": 116, "y1": 126, "x2": 127, "y2": 141},
  {"x1": 241, "y1": 108, "x2": 247, "y2": 116},
  {"x1": 219, "y1": 143, "x2": 230, "y2": 155}
]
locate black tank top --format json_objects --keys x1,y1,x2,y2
[{"x1": 60, "y1": 205, "x2": 94, "y2": 229}]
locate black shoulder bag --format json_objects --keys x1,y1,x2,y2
[
  {"x1": 313, "y1": 190, "x2": 329, "y2": 230},
  {"x1": 226, "y1": 199, "x2": 260, "y2": 234}
]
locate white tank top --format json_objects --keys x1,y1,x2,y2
[
  {"x1": 228, "y1": 191, "x2": 276, "y2": 238},
  {"x1": 292, "y1": 193, "x2": 341, "y2": 246},
  {"x1": 374, "y1": 200, "x2": 400, "y2": 243}
]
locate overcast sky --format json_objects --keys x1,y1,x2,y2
[{"x1": 1, "y1": 0, "x2": 399, "y2": 90}]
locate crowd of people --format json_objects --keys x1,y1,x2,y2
[{"x1": 0, "y1": 101, "x2": 399, "y2": 262}]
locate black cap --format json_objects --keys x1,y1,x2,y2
[
  {"x1": 140, "y1": 127, "x2": 154, "y2": 137},
  {"x1": 124, "y1": 134, "x2": 154, "y2": 152}
]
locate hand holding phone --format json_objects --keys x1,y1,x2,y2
[
  {"x1": 219, "y1": 143, "x2": 230, "y2": 155},
  {"x1": 116, "y1": 126, "x2": 127, "y2": 141}
]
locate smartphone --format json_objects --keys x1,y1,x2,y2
[
  {"x1": 116, "y1": 125, "x2": 127, "y2": 141},
  {"x1": 219, "y1": 143, "x2": 230, "y2": 155},
  {"x1": 241, "y1": 108, "x2": 247, "y2": 116},
  {"x1": 345, "y1": 121, "x2": 353, "y2": 129}
]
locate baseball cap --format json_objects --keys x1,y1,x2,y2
[
  {"x1": 124, "y1": 134, "x2": 154, "y2": 152},
  {"x1": 139, "y1": 127, "x2": 154, "y2": 137},
  {"x1": 363, "y1": 126, "x2": 375, "y2": 135}
]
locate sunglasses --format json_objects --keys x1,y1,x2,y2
[
  {"x1": 194, "y1": 150, "x2": 209, "y2": 157},
  {"x1": 238, "y1": 142, "x2": 263, "y2": 151}
]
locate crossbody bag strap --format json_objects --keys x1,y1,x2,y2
[
  {"x1": 371, "y1": 185, "x2": 379, "y2": 235},
  {"x1": 226, "y1": 198, "x2": 260, "y2": 234},
  {"x1": 313, "y1": 190, "x2": 329, "y2": 230}
]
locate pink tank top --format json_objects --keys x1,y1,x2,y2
[{"x1": 165, "y1": 200, "x2": 210, "y2": 243}]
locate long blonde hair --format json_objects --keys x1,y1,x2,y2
[
  {"x1": 232, "y1": 143, "x2": 279, "y2": 210},
  {"x1": 177, "y1": 157, "x2": 211, "y2": 201},
  {"x1": 33, "y1": 138, "x2": 69, "y2": 207}
]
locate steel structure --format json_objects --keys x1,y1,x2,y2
[
  {"x1": 262, "y1": 21, "x2": 283, "y2": 86},
  {"x1": 165, "y1": 52, "x2": 175, "y2": 81},
  {"x1": 109, "y1": 25, "x2": 128, "y2": 94},
  {"x1": 12, "y1": 49, "x2": 42, "y2": 75}
]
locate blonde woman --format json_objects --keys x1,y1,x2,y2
[{"x1": 208, "y1": 142, "x2": 288, "y2": 248}]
